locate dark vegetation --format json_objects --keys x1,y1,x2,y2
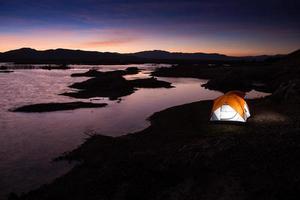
[
  {"x1": 63, "y1": 68, "x2": 172, "y2": 100},
  {"x1": 12, "y1": 102, "x2": 107, "y2": 112}
]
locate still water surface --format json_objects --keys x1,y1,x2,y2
[{"x1": 0, "y1": 64, "x2": 268, "y2": 198}]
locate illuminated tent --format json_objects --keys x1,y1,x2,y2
[{"x1": 210, "y1": 91, "x2": 250, "y2": 122}]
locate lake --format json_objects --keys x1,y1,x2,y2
[{"x1": 0, "y1": 64, "x2": 269, "y2": 199}]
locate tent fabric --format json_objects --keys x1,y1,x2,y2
[
  {"x1": 211, "y1": 106, "x2": 246, "y2": 122},
  {"x1": 211, "y1": 91, "x2": 250, "y2": 122}
]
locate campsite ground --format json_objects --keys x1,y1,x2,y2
[{"x1": 11, "y1": 96, "x2": 300, "y2": 200}]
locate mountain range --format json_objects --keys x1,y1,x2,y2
[{"x1": 0, "y1": 48, "x2": 285, "y2": 64}]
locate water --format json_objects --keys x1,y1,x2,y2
[{"x1": 0, "y1": 64, "x2": 269, "y2": 199}]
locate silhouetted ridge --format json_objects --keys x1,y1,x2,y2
[
  {"x1": 277, "y1": 48, "x2": 300, "y2": 66},
  {"x1": 0, "y1": 48, "x2": 139, "y2": 64},
  {"x1": 131, "y1": 50, "x2": 231, "y2": 60},
  {"x1": 0, "y1": 48, "x2": 283, "y2": 64}
]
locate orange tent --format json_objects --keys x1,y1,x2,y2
[{"x1": 211, "y1": 91, "x2": 250, "y2": 122}]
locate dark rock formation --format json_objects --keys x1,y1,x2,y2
[
  {"x1": 151, "y1": 49, "x2": 300, "y2": 94},
  {"x1": 12, "y1": 102, "x2": 107, "y2": 112},
  {"x1": 130, "y1": 77, "x2": 173, "y2": 88},
  {"x1": 63, "y1": 69, "x2": 172, "y2": 100},
  {"x1": 63, "y1": 74, "x2": 134, "y2": 99},
  {"x1": 124, "y1": 67, "x2": 140, "y2": 75},
  {"x1": 0, "y1": 66, "x2": 8, "y2": 70},
  {"x1": 151, "y1": 64, "x2": 230, "y2": 79},
  {"x1": 0, "y1": 70, "x2": 14, "y2": 73},
  {"x1": 201, "y1": 70, "x2": 253, "y2": 92},
  {"x1": 71, "y1": 67, "x2": 140, "y2": 77},
  {"x1": 271, "y1": 79, "x2": 300, "y2": 102},
  {"x1": 41, "y1": 64, "x2": 70, "y2": 70},
  {"x1": 71, "y1": 69, "x2": 105, "y2": 77}
]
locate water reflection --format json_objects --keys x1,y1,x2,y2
[{"x1": 0, "y1": 64, "x2": 269, "y2": 199}]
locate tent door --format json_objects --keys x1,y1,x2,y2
[{"x1": 220, "y1": 105, "x2": 240, "y2": 120}]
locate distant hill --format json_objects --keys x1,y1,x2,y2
[
  {"x1": 130, "y1": 50, "x2": 279, "y2": 62},
  {"x1": 276, "y1": 49, "x2": 300, "y2": 66},
  {"x1": 0, "y1": 48, "x2": 141, "y2": 64},
  {"x1": 0, "y1": 48, "x2": 284, "y2": 64},
  {"x1": 130, "y1": 50, "x2": 232, "y2": 60}
]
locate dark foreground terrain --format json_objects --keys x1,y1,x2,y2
[{"x1": 9, "y1": 96, "x2": 300, "y2": 200}]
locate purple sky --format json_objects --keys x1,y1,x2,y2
[{"x1": 0, "y1": 0, "x2": 299, "y2": 55}]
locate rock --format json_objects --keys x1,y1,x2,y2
[
  {"x1": 11, "y1": 102, "x2": 107, "y2": 112},
  {"x1": 41, "y1": 64, "x2": 70, "y2": 70},
  {"x1": 63, "y1": 73, "x2": 134, "y2": 99},
  {"x1": 63, "y1": 70, "x2": 172, "y2": 100},
  {"x1": 0, "y1": 70, "x2": 14, "y2": 73},
  {"x1": 71, "y1": 69, "x2": 104, "y2": 77},
  {"x1": 151, "y1": 64, "x2": 229, "y2": 79},
  {"x1": 202, "y1": 70, "x2": 252, "y2": 93},
  {"x1": 71, "y1": 67, "x2": 140, "y2": 77},
  {"x1": 0, "y1": 66, "x2": 8, "y2": 70},
  {"x1": 125, "y1": 67, "x2": 140, "y2": 74},
  {"x1": 271, "y1": 79, "x2": 300, "y2": 102},
  {"x1": 129, "y1": 77, "x2": 173, "y2": 88}
]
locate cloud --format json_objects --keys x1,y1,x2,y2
[
  {"x1": 84, "y1": 38, "x2": 137, "y2": 47},
  {"x1": 0, "y1": 27, "x2": 142, "y2": 52}
]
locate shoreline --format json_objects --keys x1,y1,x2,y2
[{"x1": 11, "y1": 95, "x2": 300, "y2": 199}]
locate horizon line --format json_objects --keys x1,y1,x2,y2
[{"x1": 0, "y1": 47, "x2": 293, "y2": 57}]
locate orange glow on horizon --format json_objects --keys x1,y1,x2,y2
[{"x1": 0, "y1": 28, "x2": 295, "y2": 56}]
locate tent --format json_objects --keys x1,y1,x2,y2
[{"x1": 210, "y1": 91, "x2": 250, "y2": 122}]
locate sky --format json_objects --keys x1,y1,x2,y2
[{"x1": 0, "y1": 0, "x2": 300, "y2": 56}]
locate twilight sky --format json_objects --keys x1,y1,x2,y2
[{"x1": 0, "y1": 0, "x2": 300, "y2": 55}]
